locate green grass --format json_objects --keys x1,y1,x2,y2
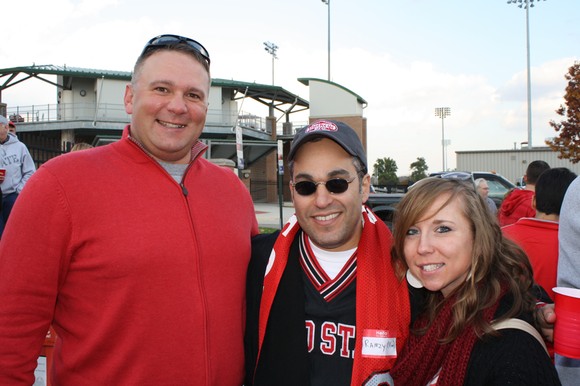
[{"x1": 259, "y1": 226, "x2": 278, "y2": 234}]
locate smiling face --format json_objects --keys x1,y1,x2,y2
[
  {"x1": 403, "y1": 193, "x2": 474, "y2": 297},
  {"x1": 290, "y1": 138, "x2": 370, "y2": 251},
  {"x1": 124, "y1": 50, "x2": 210, "y2": 164}
]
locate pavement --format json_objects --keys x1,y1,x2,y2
[{"x1": 254, "y1": 202, "x2": 295, "y2": 229}]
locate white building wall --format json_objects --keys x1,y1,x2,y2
[
  {"x1": 207, "y1": 86, "x2": 237, "y2": 126},
  {"x1": 57, "y1": 77, "x2": 129, "y2": 121},
  {"x1": 95, "y1": 78, "x2": 126, "y2": 104},
  {"x1": 58, "y1": 78, "x2": 95, "y2": 120},
  {"x1": 308, "y1": 81, "x2": 362, "y2": 117},
  {"x1": 95, "y1": 78, "x2": 129, "y2": 120},
  {"x1": 456, "y1": 147, "x2": 580, "y2": 184}
]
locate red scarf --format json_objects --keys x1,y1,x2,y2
[
  {"x1": 390, "y1": 293, "x2": 501, "y2": 386},
  {"x1": 257, "y1": 206, "x2": 410, "y2": 386}
]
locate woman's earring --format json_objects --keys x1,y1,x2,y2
[{"x1": 406, "y1": 269, "x2": 424, "y2": 289}]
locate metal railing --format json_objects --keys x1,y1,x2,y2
[
  {"x1": 6, "y1": 103, "x2": 306, "y2": 136},
  {"x1": 8, "y1": 103, "x2": 129, "y2": 123}
]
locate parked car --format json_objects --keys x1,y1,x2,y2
[
  {"x1": 365, "y1": 192, "x2": 405, "y2": 230},
  {"x1": 365, "y1": 171, "x2": 517, "y2": 229},
  {"x1": 428, "y1": 171, "x2": 517, "y2": 208}
]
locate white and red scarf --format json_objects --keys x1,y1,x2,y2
[{"x1": 257, "y1": 206, "x2": 411, "y2": 385}]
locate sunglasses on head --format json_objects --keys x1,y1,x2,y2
[
  {"x1": 291, "y1": 177, "x2": 356, "y2": 196},
  {"x1": 437, "y1": 172, "x2": 472, "y2": 181},
  {"x1": 141, "y1": 34, "x2": 211, "y2": 66},
  {"x1": 430, "y1": 172, "x2": 477, "y2": 190}
]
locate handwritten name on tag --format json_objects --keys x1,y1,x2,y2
[{"x1": 361, "y1": 329, "x2": 397, "y2": 358}]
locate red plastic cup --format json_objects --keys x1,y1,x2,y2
[{"x1": 553, "y1": 287, "x2": 580, "y2": 359}]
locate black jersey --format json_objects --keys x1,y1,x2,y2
[{"x1": 300, "y1": 232, "x2": 357, "y2": 386}]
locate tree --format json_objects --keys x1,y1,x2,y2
[
  {"x1": 546, "y1": 62, "x2": 580, "y2": 163},
  {"x1": 373, "y1": 157, "x2": 398, "y2": 189},
  {"x1": 410, "y1": 157, "x2": 428, "y2": 182}
]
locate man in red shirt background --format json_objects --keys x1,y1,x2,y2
[
  {"x1": 499, "y1": 160, "x2": 550, "y2": 226},
  {"x1": 503, "y1": 167, "x2": 577, "y2": 300}
]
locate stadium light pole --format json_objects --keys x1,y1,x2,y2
[
  {"x1": 507, "y1": 0, "x2": 545, "y2": 149},
  {"x1": 263, "y1": 41, "x2": 278, "y2": 85},
  {"x1": 321, "y1": 0, "x2": 330, "y2": 81},
  {"x1": 435, "y1": 107, "x2": 451, "y2": 171}
]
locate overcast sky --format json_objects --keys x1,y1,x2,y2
[{"x1": 2, "y1": 0, "x2": 578, "y2": 174}]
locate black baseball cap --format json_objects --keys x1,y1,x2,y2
[{"x1": 288, "y1": 120, "x2": 368, "y2": 173}]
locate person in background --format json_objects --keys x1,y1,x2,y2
[
  {"x1": 70, "y1": 142, "x2": 93, "y2": 152},
  {"x1": 389, "y1": 177, "x2": 560, "y2": 385},
  {"x1": 0, "y1": 115, "x2": 36, "y2": 238},
  {"x1": 0, "y1": 119, "x2": 8, "y2": 219},
  {"x1": 245, "y1": 120, "x2": 411, "y2": 386},
  {"x1": 8, "y1": 121, "x2": 16, "y2": 135},
  {"x1": 499, "y1": 160, "x2": 550, "y2": 226},
  {"x1": 503, "y1": 167, "x2": 577, "y2": 301},
  {"x1": 0, "y1": 34, "x2": 258, "y2": 385},
  {"x1": 555, "y1": 176, "x2": 580, "y2": 385},
  {"x1": 474, "y1": 177, "x2": 497, "y2": 216}
]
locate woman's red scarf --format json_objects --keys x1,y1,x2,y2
[
  {"x1": 257, "y1": 206, "x2": 411, "y2": 385},
  {"x1": 390, "y1": 292, "x2": 501, "y2": 386}
]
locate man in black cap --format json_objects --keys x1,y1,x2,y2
[{"x1": 245, "y1": 120, "x2": 411, "y2": 386}]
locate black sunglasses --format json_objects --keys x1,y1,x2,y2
[
  {"x1": 141, "y1": 34, "x2": 211, "y2": 66},
  {"x1": 291, "y1": 177, "x2": 356, "y2": 196}
]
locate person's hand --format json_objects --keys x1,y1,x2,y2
[{"x1": 535, "y1": 303, "x2": 555, "y2": 343}]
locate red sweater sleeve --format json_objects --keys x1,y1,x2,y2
[{"x1": 0, "y1": 167, "x2": 68, "y2": 385}]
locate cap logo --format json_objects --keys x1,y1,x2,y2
[{"x1": 305, "y1": 120, "x2": 337, "y2": 133}]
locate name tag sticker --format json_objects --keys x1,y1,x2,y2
[{"x1": 361, "y1": 329, "x2": 397, "y2": 358}]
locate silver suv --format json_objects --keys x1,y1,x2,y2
[{"x1": 429, "y1": 171, "x2": 517, "y2": 208}]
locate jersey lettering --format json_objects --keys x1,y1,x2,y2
[
  {"x1": 306, "y1": 320, "x2": 356, "y2": 358},
  {"x1": 338, "y1": 324, "x2": 356, "y2": 357},
  {"x1": 320, "y1": 322, "x2": 337, "y2": 354},
  {"x1": 306, "y1": 320, "x2": 315, "y2": 352}
]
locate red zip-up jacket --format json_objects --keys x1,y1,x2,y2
[{"x1": 0, "y1": 129, "x2": 258, "y2": 385}]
